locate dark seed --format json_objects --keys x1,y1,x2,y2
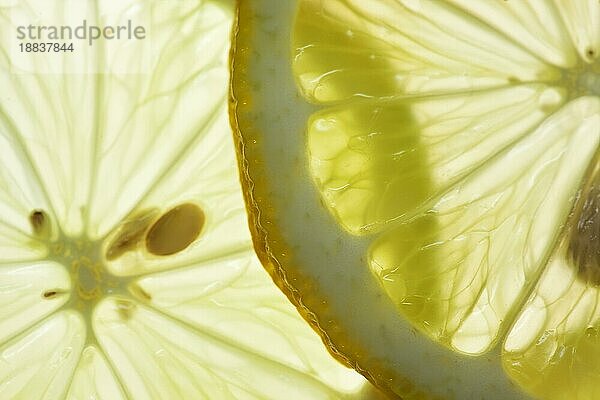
[
  {"x1": 145, "y1": 203, "x2": 205, "y2": 256},
  {"x1": 586, "y1": 47, "x2": 596, "y2": 58},
  {"x1": 568, "y1": 171, "x2": 600, "y2": 286},
  {"x1": 105, "y1": 209, "x2": 158, "y2": 261},
  {"x1": 42, "y1": 289, "x2": 66, "y2": 299},
  {"x1": 29, "y1": 210, "x2": 50, "y2": 237}
]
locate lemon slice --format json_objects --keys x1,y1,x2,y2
[
  {"x1": 0, "y1": 0, "x2": 377, "y2": 398},
  {"x1": 230, "y1": 1, "x2": 600, "y2": 399}
]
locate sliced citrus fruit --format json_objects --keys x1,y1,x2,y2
[
  {"x1": 0, "y1": 0, "x2": 378, "y2": 398},
  {"x1": 230, "y1": 1, "x2": 600, "y2": 399}
]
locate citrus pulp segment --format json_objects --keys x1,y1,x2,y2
[
  {"x1": 231, "y1": 0, "x2": 600, "y2": 399},
  {"x1": 0, "y1": 0, "x2": 374, "y2": 398},
  {"x1": 369, "y1": 97, "x2": 599, "y2": 354},
  {"x1": 306, "y1": 86, "x2": 564, "y2": 235}
]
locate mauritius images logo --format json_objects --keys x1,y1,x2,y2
[{"x1": 16, "y1": 20, "x2": 146, "y2": 47}]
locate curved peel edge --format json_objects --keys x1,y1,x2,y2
[{"x1": 228, "y1": 2, "x2": 431, "y2": 399}]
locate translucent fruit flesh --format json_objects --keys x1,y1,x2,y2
[
  {"x1": 0, "y1": 0, "x2": 374, "y2": 398},
  {"x1": 291, "y1": 0, "x2": 600, "y2": 399}
]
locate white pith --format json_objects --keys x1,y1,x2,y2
[{"x1": 238, "y1": 1, "x2": 600, "y2": 399}]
